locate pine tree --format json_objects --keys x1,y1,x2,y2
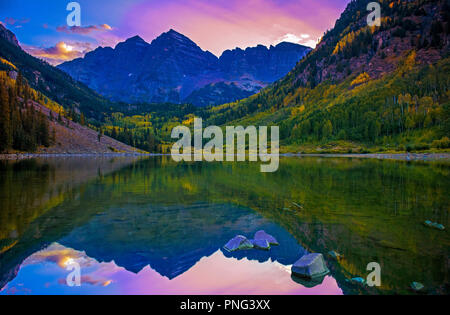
[
  {"x1": 51, "y1": 127, "x2": 56, "y2": 145},
  {"x1": 322, "y1": 120, "x2": 333, "y2": 140},
  {"x1": 98, "y1": 128, "x2": 103, "y2": 142},
  {"x1": 38, "y1": 111, "x2": 50, "y2": 147},
  {"x1": 0, "y1": 84, "x2": 12, "y2": 152},
  {"x1": 15, "y1": 72, "x2": 23, "y2": 97},
  {"x1": 111, "y1": 127, "x2": 118, "y2": 139},
  {"x1": 11, "y1": 100, "x2": 23, "y2": 150},
  {"x1": 22, "y1": 103, "x2": 37, "y2": 151}
]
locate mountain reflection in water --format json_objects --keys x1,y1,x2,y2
[
  {"x1": 1, "y1": 243, "x2": 342, "y2": 295},
  {"x1": 0, "y1": 156, "x2": 449, "y2": 295}
]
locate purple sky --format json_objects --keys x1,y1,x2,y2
[{"x1": 0, "y1": 0, "x2": 350, "y2": 64}]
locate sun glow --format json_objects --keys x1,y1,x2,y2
[
  {"x1": 62, "y1": 43, "x2": 73, "y2": 52},
  {"x1": 59, "y1": 256, "x2": 74, "y2": 268}
]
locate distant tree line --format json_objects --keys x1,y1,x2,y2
[
  {"x1": 105, "y1": 126, "x2": 160, "y2": 153},
  {"x1": 101, "y1": 103, "x2": 198, "y2": 153}
]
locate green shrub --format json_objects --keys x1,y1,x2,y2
[
  {"x1": 431, "y1": 137, "x2": 450, "y2": 149},
  {"x1": 413, "y1": 143, "x2": 430, "y2": 151}
]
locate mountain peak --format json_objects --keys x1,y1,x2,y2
[
  {"x1": 152, "y1": 29, "x2": 196, "y2": 46},
  {"x1": 58, "y1": 28, "x2": 311, "y2": 105},
  {"x1": 275, "y1": 41, "x2": 308, "y2": 48},
  {"x1": 165, "y1": 29, "x2": 185, "y2": 37},
  {"x1": 114, "y1": 35, "x2": 149, "y2": 50},
  {"x1": 125, "y1": 35, "x2": 147, "y2": 44},
  {"x1": 273, "y1": 41, "x2": 312, "y2": 52},
  {"x1": 167, "y1": 28, "x2": 180, "y2": 35}
]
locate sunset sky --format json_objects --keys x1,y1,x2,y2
[{"x1": 0, "y1": 0, "x2": 350, "y2": 65}]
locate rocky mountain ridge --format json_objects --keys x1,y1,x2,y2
[{"x1": 58, "y1": 29, "x2": 311, "y2": 106}]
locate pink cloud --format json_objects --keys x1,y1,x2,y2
[
  {"x1": 2, "y1": 17, "x2": 30, "y2": 27},
  {"x1": 14, "y1": 0, "x2": 349, "y2": 64},
  {"x1": 23, "y1": 41, "x2": 94, "y2": 65},
  {"x1": 4, "y1": 17, "x2": 16, "y2": 25},
  {"x1": 120, "y1": 0, "x2": 347, "y2": 55},
  {"x1": 56, "y1": 24, "x2": 113, "y2": 35},
  {"x1": 54, "y1": 23, "x2": 121, "y2": 50}
]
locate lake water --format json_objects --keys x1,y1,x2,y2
[{"x1": 0, "y1": 156, "x2": 448, "y2": 295}]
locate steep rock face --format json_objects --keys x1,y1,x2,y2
[
  {"x1": 286, "y1": 0, "x2": 450, "y2": 88},
  {"x1": 219, "y1": 42, "x2": 310, "y2": 82},
  {"x1": 58, "y1": 30, "x2": 311, "y2": 106},
  {"x1": 200, "y1": 0, "x2": 450, "y2": 153},
  {"x1": 137, "y1": 30, "x2": 219, "y2": 103},
  {"x1": 0, "y1": 24, "x2": 20, "y2": 48}
]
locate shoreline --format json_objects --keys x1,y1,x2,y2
[
  {"x1": 283, "y1": 153, "x2": 450, "y2": 162},
  {"x1": 0, "y1": 153, "x2": 159, "y2": 160},
  {"x1": 1, "y1": 152, "x2": 450, "y2": 162}
]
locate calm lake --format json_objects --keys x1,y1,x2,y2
[{"x1": 0, "y1": 156, "x2": 449, "y2": 295}]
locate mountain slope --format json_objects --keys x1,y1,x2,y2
[
  {"x1": 0, "y1": 69, "x2": 139, "y2": 154},
  {"x1": 32, "y1": 99, "x2": 140, "y2": 154},
  {"x1": 58, "y1": 30, "x2": 311, "y2": 106},
  {"x1": 202, "y1": 0, "x2": 450, "y2": 153},
  {"x1": 0, "y1": 24, "x2": 118, "y2": 121},
  {"x1": 184, "y1": 81, "x2": 256, "y2": 107}
]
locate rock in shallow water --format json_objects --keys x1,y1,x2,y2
[
  {"x1": 224, "y1": 235, "x2": 254, "y2": 252},
  {"x1": 251, "y1": 239, "x2": 271, "y2": 250},
  {"x1": 291, "y1": 274, "x2": 326, "y2": 288},
  {"x1": 347, "y1": 277, "x2": 366, "y2": 286},
  {"x1": 254, "y1": 230, "x2": 279, "y2": 246},
  {"x1": 410, "y1": 282, "x2": 425, "y2": 292},
  {"x1": 328, "y1": 251, "x2": 343, "y2": 260},
  {"x1": 291, "y1": 253, "x2": 330, "y2": 279},
  {"x1": 424, "y1": 220, "x2": 445, "y2": 231}
]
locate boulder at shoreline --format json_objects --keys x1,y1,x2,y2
[
  {"x1": 224, "y1": 235, "x2": 254, "y2": 252},
  {"x1": 291, "y1": 253, "x2": 330, "y2": 279},
  {"x1": 254, "y1": 230, "x2": 279, "y2": 246}
]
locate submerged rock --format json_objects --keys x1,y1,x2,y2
[
  {"x1": 251, "y1": 239, "x2": 271, "y2": 250},
  {"x1": 328, "y1": 251, "x2": 343, "y2": 260},
  {"x1": 291, "y1": 274, "x2": 326, "y2": 288},
  {"x1": 410, "y1": 282, "x2": 425, "y2": 293},
  {"x1": 224, "y1": 235, "x2": 254, "y2": 252},
  {"x1": 254, "y1": 230, "x2": 279, "y2": 246},
  {"x1": 291, "y1": 253, "x2": 330, "y2": 279},
  {"x1": 347, "y1": 277, "x2": 366, "y2": 286},
  {"x1": 424, "y1": 220, "x2": 445, "y2": 231}
]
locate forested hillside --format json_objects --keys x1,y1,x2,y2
[
  {"x1": 0, "y1": 24, "x2": 120, "y2": 122},
  {"x1": 197, "y1": 0, "x2": 450, "y2": 153},
  {"x1": 102, "y1": 103, "x2": 197, "y2": 153},
  {"x1": 0, "y1": 70, "x2": 140, "y2": 154},
  {"x1": 0, "y1": 71, "x2": 51, "y2": 152},
  {"x1": 1, "y1": 0, "x2": 449, "y2": 154}
]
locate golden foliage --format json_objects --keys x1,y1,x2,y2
[
  {"x1": 333, "y1": 18, "x2": 390, "y2": 55},
  {"x1": 0, "y1": 57, "x2": 17, "y2": 70},
  {"x1": 351, "y1": 72, "x2": 371, "y2": 86}
]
